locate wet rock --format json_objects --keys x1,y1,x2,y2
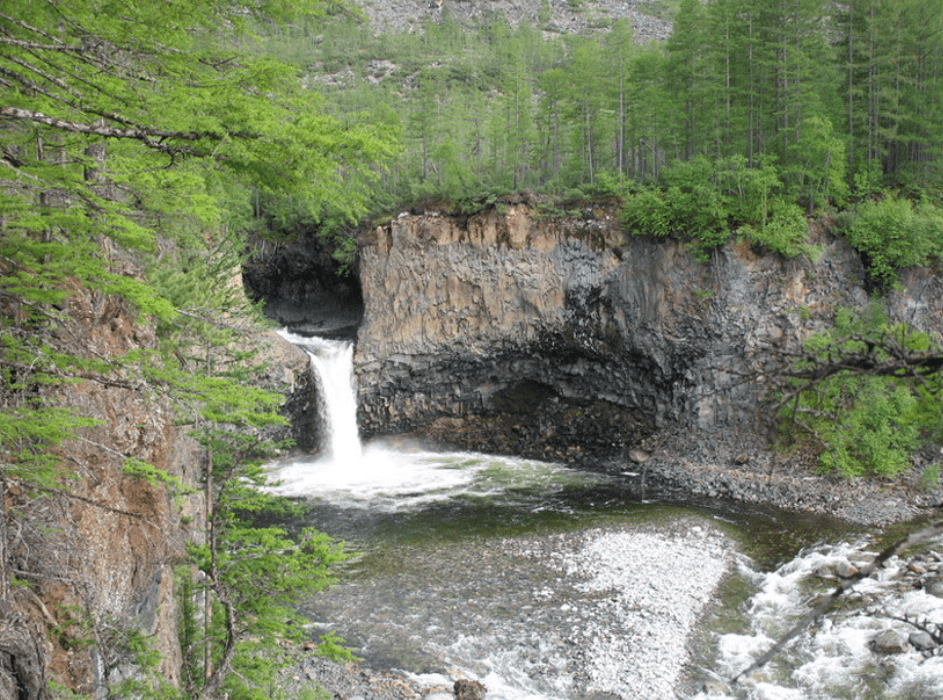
[
  {"x1": 454, "y1": 679, "x2": 487, "y2": 700},
  {"x1": 870, "y1": 629, "x2": 909, "y2": 654},
  {"x1": 629, "y1": 448, "x2": 651, "y2": 464},
  {"x1": 702, "y1": 678, "x2": 731, "y2": 695},
  {"x1": 925, "y1": 577, "x2": 943, "y2": 598},
  {"x1": 909, "y1": 631, "x2": 936, "y2": 652},
  {"x1": 835, "y1": 560, "x2": 859, "y2": 579}
]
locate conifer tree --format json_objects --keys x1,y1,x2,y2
[{"x1": 0, "y1": 0, "x2": 391, "y2": 695}]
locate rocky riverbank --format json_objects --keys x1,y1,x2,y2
[
  {"x1": 618, "y1": 428, "x2": 943, "y2": 527},
  {"x1": 402, "y1": 417, "x2": 942, "y2": 528},
  {"x1": 283, "y1": 518, "x2": 738, "y2": 700}
]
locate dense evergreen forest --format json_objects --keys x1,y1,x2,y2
[{"x1": 263, "y1": 0, "x2": 943, "y2": 281}]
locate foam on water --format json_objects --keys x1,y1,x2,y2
[
  {"x1": 266, "y1": 442, "x2": 567, "y2": 510},
  {"x1": 698, "y1": 541, "x2": 943, "y2": 699},
  {"x1": 270, "y1": 330, "x2": 581, "y2": 510}
]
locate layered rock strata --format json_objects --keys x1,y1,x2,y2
[{"x1": 353, "y1": 202, "x2": 943, "y2": 463}]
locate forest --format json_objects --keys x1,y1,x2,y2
[{"x1": 261, "y1": 0, "x2": 943, "y2": 281}]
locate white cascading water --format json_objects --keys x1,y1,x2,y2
[
  {"x1": 695, "y1": 541, "x2": 943, "y2": 700},
  {"x1": 303, "y1": 337, "x2": 363, "y2": 465},
  {"x1": 270, "y1": 329, "x2": 566, "y2": 508}
]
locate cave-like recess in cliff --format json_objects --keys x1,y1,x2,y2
[{"x1": 242, "y1": 233, "x2": 364, "y2": 338}]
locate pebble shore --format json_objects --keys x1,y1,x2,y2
[
  {"x1": 286, "y1": 519, "x2": 737, "y2": 700},
  {"x1": 567, "y1": 526, "x2": 734, "y2": 698}
]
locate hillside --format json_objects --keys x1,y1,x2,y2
[{"x1": 353, "y1": 0, "x2": 674, "y2": 41}]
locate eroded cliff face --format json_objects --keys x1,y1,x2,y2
[
  {"x1": 1, "y1": 292, "x2": 201, "y2": 696},
  {"x1": 353, "y1": 203, "x2": 943, "y2": 462},
  {"x1": 3, "y1": 286, "x2": 309, "y2": 697}
]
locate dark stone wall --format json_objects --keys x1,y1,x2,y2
[
  {"x1": 243, "y1": 232, "x2": 364, "y2": 338},
  {"x1": 352, "y1": 205, "x2": 943, "y2": 463},
  {"x1": 245, "y1": 205, "x2": 943, "y2": 465}
]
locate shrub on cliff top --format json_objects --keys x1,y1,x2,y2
[
  {"x1": 621, "y1": 156, "x2": 814, "y2": 259},
  {"x1": 777, "y1": 306, "x2": 930, "y2": 479},
  {"x1": 836, "y1": 195, "x2": 943, "y2": 290}
]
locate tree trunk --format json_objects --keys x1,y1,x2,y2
[{"x1": 0, "y1": 607, "x2": 48, "y2": 700}]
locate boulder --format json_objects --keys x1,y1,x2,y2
[
  {"x1": 870, "y1": 629, "x2": 909, "y2": 654},
  {"x1": 454, "y1": 678, "x2": 487, "y2": 700},
  {"x1": 909, "y1": 631, "x2": 937, "y2": 652},
  {"x1": 924, "y1": 577, "x2": 943, "y2": 599}
]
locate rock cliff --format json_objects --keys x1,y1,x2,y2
[
  {"x1": 1, "y1": 292, "x2": 200, "y2": 697},
  {"x1": 1, "y1": 285, "x2": 309, "y2": 698},
  {"x1": 352, "y1": 0, "x2": 673, "y2": 43},
  {"x1": 350, "y1": 202, "x2": 943, "y2": 468}
]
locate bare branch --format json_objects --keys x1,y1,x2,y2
[
  {"x1": 10, "y1": 481, "x2": 155, "y2": 521},
  {"x1": 0, "y1": 37, "x2": 82, "y2": 53},
  {"x1": 0, "y1": 12, "x2": 66, "y2": 46},
  {"x1": 0, "y1": 106, "x2": 207, "y2": 149}
]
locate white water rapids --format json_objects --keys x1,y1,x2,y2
[{"x1": 266, "y1": 331, "x2": 943, "y2": 699}]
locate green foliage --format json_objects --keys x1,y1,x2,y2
[
  {"x1": 622, "y1": 158, "x2": 727, "y2": 244},
  {"x1": 739, "y1": 200, "x2": 813, "y2": 258},
  {"x1": 806, "y1": 375, "x2": 919, "y2": 478},
  {"x1": 919, "y1": 462, "x2": 942, "y2": 492},
  {"x1": 910, "y1": 371, "x2": 943, "y2": 445},
  {"x1": 778, "y1": 307, "x2": 932, "y2": 478},
  {"x1": 784, "y1": 115, "x2": 849, "y2": 211},
  {"x1": 837, "y1": 195, "x2": 943, "y2": 288},
  {"x1": 622, "y1": 187, "x2": 672, "y2": 238},
  {"x1": 715, "y1": 156, "x2": 783, "y2": 226},
  {"x1": 123, "y1": 458, "x2": 194, "y2": 506},
  {"x1": 622, "y1": 156, "x2": 816, "y2": 259},
  {"x1": 182, "y1": 523, "x2": 351, "y2": 700},
  {"x1": 0, "y1": 2, "x2": 370, "y2": 696}
]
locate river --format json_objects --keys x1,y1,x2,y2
[{"x1": 266, "y1": 332, "x2": 943, "y2": 700}]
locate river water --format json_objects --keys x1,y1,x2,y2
[{"x1": 267, "y1": 333, "x2": 943, "y2": 700}]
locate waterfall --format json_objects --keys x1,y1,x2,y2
[
  {"x1": 305, "y1": 337, "x2": 363, "y2": 464},
  {"x1": 279, "y1": 330, "x2": 363, "y2": 464},
  {"x1": 271, "y1": 329, "x2": 566, "y2": 508}
]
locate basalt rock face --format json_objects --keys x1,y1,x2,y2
[
  {"x1": 353, "y1": 203, "x2": 943, "y2": 463},
  {"x1": 243, "y1": 231, "x2": 364, "y2": 338}
]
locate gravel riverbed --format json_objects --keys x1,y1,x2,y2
[
  {"x1": 284, "y1": 518, "x2": 738, "y2": 700},
  {"x1": 619, "y1": 429, "x2": 943, "y2": 528}
]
